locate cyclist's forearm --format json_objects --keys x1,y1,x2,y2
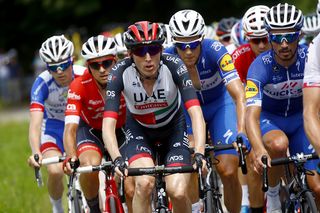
[
  {"x1": 28, "y1": 113, "x2": 42, "y2": 154},
  {"x1": 102, "y1": 118, "x2": 121, "y2": 160},
  {"x1": 63, "y1": 124, "x2": 78, "y2": 158},
  {"x1": 189, "y1": 106, "x2": 205, "y2": 154},
  {"x1": 304, "y1": 112, "x2": 320, "y2": 156},
  {"x1": 246, "y1": 107, "x2": 265, "y2": 153}
]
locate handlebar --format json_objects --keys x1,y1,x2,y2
[
  {"x1": 127, "y1": 165, "x2": 195, "y2": 176},
  {"x1": 261, "y1": 155, "x2": 268, "y2": 192},
  {"x1": 271, "y1": 152, "x2": 319, "y2": 166},
  {"x1": 34, "y1": 154, "x2": 43, "y2": 187},
  {"x1": 236, "y1": 136, "x2": 247, "y2": 174},
  {"x1": 75, "y1": 161, "x2": 113, "y2": 173}
]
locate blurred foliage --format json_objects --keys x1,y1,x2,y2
[{"x1": 1, "y1": 0, "x2": 318, "y2": 76}]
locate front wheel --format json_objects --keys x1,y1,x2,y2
[
  {"x1": 204, "y1": 190, "x2": 214, "y2": 213},
  {"x1": 302, "y1": 191, "x2": 317, "y2": 213}
]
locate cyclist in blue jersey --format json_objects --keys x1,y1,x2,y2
[
  {"x1": 167, "y1": 9, "x2": 247, "y2": 213},
  {"x1": 246, "y1": 3, "x2": 320, "y2": 212},
  {"x1": 27, "y1": 35, "x2": 85, "y2": 213}
]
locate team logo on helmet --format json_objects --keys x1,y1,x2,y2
[{"x1": 220, "y1": 54, "x2": 235, "y2": 72}]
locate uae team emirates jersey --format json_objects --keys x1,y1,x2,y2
[
  {"x1": 103, "y1": 54, "x2": 200, "y2": 128},
  {"x1": 65, "y1": 70, "x2": 126, "y2": 130}
]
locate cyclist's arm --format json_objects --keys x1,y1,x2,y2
[
  {"x1": 102, "y1": 117, "x2": 121, "y2": 160},
  {"x1": 63, "y1": 122, "x2": 79, "y2": 159},
  {"x1": 28, "y1": 111, "x2": 44, "y2": 166},
  {"x1": 303, "y1": 87, "x2": 320, "y2": 156},
  {"x1": 187, "y1": 105, "x2": 205, "y2": 154},
  {"x1": 226, "y1": 79, "x2": 246, "y2": 134},
  {"x1": 246, "y1": 106, "x2": 264, "y2": 153}
]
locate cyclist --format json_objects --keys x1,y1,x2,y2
[
  {"x1": 63, "y1": 35, "x2": 126, "y2": 213},
  {"x1": 114, "y1": 32, "x2": 129, "y2": 59},
  {"x1": 216, "y1": 17, "x2": 239, "y2": 53},
  {"x1": 301, "y1": 13, "x2": 320, "y2": 45},
  {"x1": 102, "y1": 21, "x2": 206, "y2": 213},
  {"x1": 232, "y1": 5, "x2": 271, "y2": 213},
  {"x1": 230, "y1": 19, "x2": 248, "y2": 49},
  {"x1": 27, "y1": 35, "x2": 85, "y2": 213},
  {"x1": 167, "y1": 9, "x2": 247, "y2": 213},
  {"x1": 245, "y1": 3, "x2": 320, "y2": 212}
]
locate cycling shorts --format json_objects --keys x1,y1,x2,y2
[
  {"x1": 40, "y1": 120, "x2": 64, "y2": 154},
  {"x1": 260, "y1": 111, "x2": 319, "y2": 170},
  {"x1": 122, "y1": 108, "x2": 191, "y2": 167},
  {"x1": 185, "y1": 92, "x2": 238, "y2": 156},
  {"x1": 77, "y1": 118, "x2": 126, "y2": 159}
]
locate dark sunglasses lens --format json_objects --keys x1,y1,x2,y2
[
  {"x1": 132, "y1": 47, "x2": 146, "y2": 57},
  {"x1": 89, "y1": 62, "x2": 100, "y2": 70},
  {"x1": 270, "y1": 32, "x2": 299, "y2": 44},
  {"x1": 176, "y1": 41, "x2": 200, "y2": 50},
  {"x1": 222, "y1": 36, "x2": 231, "y2": 42},
  {"x1": 148, "y1": 46, "x2": 162, "y2": 56},
  {"x1": 48, "y1": 61, "x2": 71, "y2": 72},
  {"x1": 133, "y1": 46, "x2": 161, "y2": 56},
  {"x1": 102, "y1": 60, "x2": 113, "y2": 68}
]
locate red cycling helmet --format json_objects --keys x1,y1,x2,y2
[{"x1": 124, "y1": 21, "x2": 165, "y2": 49}]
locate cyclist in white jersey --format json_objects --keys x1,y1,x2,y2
[{"x1": 27, "y1": 35, "x2": 85, "y2": 213}]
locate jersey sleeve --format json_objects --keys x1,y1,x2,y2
[
  {"x1": 303, "y1": 35, "x2": 320, "y2": 88},
  {"x1": 245, "y1": 57, "x2": 268, "y2": 107},
  {"x1": 30, "y1": 76, "x2": 48, "y2": 112},
  {"x1": 103, "y1": 63, "x2": 125, "y2": 120},
  {"x1": 165, "y1": 55, "x2": 200, "y2": 110},
  {"x1": 232, "y1": 48, "x2": 246, "y2": 83},
  {"x1": 64, "y1": 79, "x2": 83, "y2": 124}
]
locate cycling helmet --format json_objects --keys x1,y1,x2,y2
[
  {"x1": 161, "y1": 24, "x2": 173, "y2": 48},
  {"x1": 81, "y1": 35, "x2": 117, "y2": 60},
  {"x1": 242, "y1": 5, "x2": 270, "y2": 38},
  {"x1": 114, "y1": 33, "x2": 127, "y2": 54},
  {"x1": 169, "y1": 9, "x2": 205, "y2": 38},
  {"x1": 264, "y1": 3, "x2": 304, "y2": 31},
  {"x1": 230, "y1": 20, "x2": 248, "y2": 47},
  {"x1": 302, "y1": 14, "x2": 320, "y2": 36},
  {"x1": 39, "y1": 35, "x2": 74, "y2": 63},
  {"x1": 216, "y1": 17, "x2": 238, "y2": 37},
  {"x1": 204, "y1": 25, "x2": 217, "y2": 39},
  {"x1": 123, "y1": 21, "x2": 165, "y2": 49}
]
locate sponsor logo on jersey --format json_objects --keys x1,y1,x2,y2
[
  {"x1": 220, "y1": 54, "x2": 235, "y2": 72},
  {"x1": 66, "y1": 104, "x2": 76, "y2": 111},
  {"x1": 211, "y1": 41, "x2": 223, "y2": 52},
  {"x1": 89, "y1": 100, "x2": 103, "y2": 105},
  {"x1": 106, "y1": 90, "x2": 116, "y2": 98},
  {"x1": 245, "y1": 80, "x2": 259, "y2": 98},
  {"x1": 67, "y1": 90, "x2": 81, "y2": 100},
  {"x1": 112, "y1": 60, "x2": 126, "y2": 71},
  {"x1": 272, "y1": 65, "x2": 280, "y2": 73},
  {"x1": 165, "y1": 55, "x2": 180, "y2": 64},
  {"x1": 134, "y1": 102, "x2": 168, "y2": 110},
  {"x1": 168, "y1": 155, "x2": 184, "y2": 162},
  {"x1": 133, "y1": 89, "x2": 166, "y2": 103},
  {"x1": 262, "y1": 52, "x2": 272, "y2": 65},
  {"x1": 107, "y1": 74, "x2": 116, "y2": 82},
  {"x1": 177, "y1": 64, "x2": 188, "y2": 76},
  {"x1": 263, "y1": 80, "x2": 302, "y2": 99},
  {"x1": 182, "y1": 79, "x2": 193, "y2": 87},
  {"x1": 232, "y1": 46, "x2": 251, "y2": 60}
]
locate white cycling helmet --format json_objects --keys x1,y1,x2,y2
[
  {"x1": 242, "y1": 5, "x2": 270, "y2": 38},
  {"x1": 81, "y1": 35, "x2": 117, "y2": 60},
  {"x1": 302, "y1": 14, "x2": 320, "y2": 36},
  {"x1": 39, "y1": 35, "x2": 74, "y2": 64},
  {"x1": 169, "y1": 9, "x2": 205, "y2": 38},
  {"x1": 162, "y1": 24, "x2": 173, "y2": 48},
  {"x1": 114, "y1": 33, "x2": 127, "y2": 54},
  {"x1": 265, "y1": 3, "x2": 304, "y2": 31}
]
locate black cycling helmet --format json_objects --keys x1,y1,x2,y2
[{"x1": 216, "y1": 17, "x2": 239, "y2": 37}]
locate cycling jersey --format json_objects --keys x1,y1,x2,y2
[
  {"x1": 246, "y1": 45, "x2": 307, "y2": 117},
  {"x1": 303, "y1": 34, "x2": 320, "y2": 88},
  {"x1": 232, "y1": 44, "x2": 256, "y2": 83},
  {"x1": 103, "y1": 54, "x2": 200, "y2": 128},
  {"x1": 165, "y1": 39, "x2": 240, "y2": 156},
  {"x1": 30, "y1": 65, "x2": 86, "y2": 152},
  {"x1": 65, "y1": 70, "x2": 126, "y2": 130}
]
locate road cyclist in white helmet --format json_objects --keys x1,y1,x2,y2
[
  {"x1": 166, "y1": 9, "x2": 248, "y2": 213},
  {"x1": 27, "y1": 35, "x2": 85, "y2": 213},
  {"x1": 114, "y1": 32, "x2": 129, "y2": 59}
]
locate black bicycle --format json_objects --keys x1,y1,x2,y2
[
  {"x1": 262, "y1": 152, "x2": 319, "y2": 213},
  {"x1": 192, "y1": 136, "x2": 247, "y2": 213}
]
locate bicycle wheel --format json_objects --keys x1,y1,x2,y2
[
  {"x1": 205, "y1": 190, "x2": 214, "y2": 213},
  {"x1": 302, "y1": 191, "x2": 317, "y2": 213},
  {"x1": 107, "y1": 196, "x2": 117, "y2": 213},
  {"x1": 74, "y1": 189, "x2": 84, "y2": 213}
]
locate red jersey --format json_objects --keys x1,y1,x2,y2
[
  {"x1": 231, "y1": 44, "x2": 256, "y2": 83},
  {"x1": 65, "y1": 70, "x2": 126, "y2": 130}
]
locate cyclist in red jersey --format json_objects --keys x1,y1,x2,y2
[
  {"x1": 231, "y1": 6, "x2": 271, "y2": 213},
  {"x1": 232, "y1": 5, "x2": 271, "y2": 83},
  {"x1": 63, "y1": 35, "x2": 126, "y2": 213}
]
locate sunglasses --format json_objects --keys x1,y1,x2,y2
[
  {"x1": 269, "y1": 32, "x2": 300, "y2": 44},
  {"x1": 131, "y1": 45, "x2": 162, "y2": 57},
  {"x1": 250, "y1": 37, "x2": 269, "y2": 45},
  {"x1": 88, "y1": 58, "x2": 115, "y2": 70},
  {"x1": 174, "y1": 38, "x2": 202, "y2": 51},
  {"x1": 47, "y1": 59, "x2": 72, "y2": 72}
]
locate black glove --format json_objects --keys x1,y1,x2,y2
[
  {"x1": 194, "y1": 153, "x2": 205, "y2": 170},
  {"x1": 113, "y1": 156, "x2": 127, "y2": 174},
  {"x1": 317, "y1": 162, "x2": 320, "y2": 175}
]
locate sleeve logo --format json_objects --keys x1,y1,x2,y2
[
  {"x1": 220, "y1": 54, "x2": 235, "y2": 72},
  {"x1": 245, "y1": 80, "x2": 259, "y2": 98}
]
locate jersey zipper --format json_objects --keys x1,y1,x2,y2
[{"x1": 285, "y1": 69, "x2": 291, "y2": 117}]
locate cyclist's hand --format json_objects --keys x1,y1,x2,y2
[
  {"x1": 62, "y1": 156, "x2": 79, "y2": 175},
  {"x1": 237, "y1": 132, "x2": 251, "y2": 153},
  {"x1": 193, "y1": 153, "x2": 207, "y2": 173},
  {"x1": 253, "y1": 149, "x2": 271, "y2": 174},
  {"x1": 113, "y1": 156, "x2": 127, "y2": 178},
  {"x1": 28, "y1": 153, "x2": 42, "y2": 168}
]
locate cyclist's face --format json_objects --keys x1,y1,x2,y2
[
  {"x1": 269, "y1": 29, "x2": 300, "y2": 62},
  {"x1": 131, "y1": 46, "x2": 162, "y2": 78},
  {"x1": 49, "y1": 59, "x2": 73, "y2": 87},
  {"x1": 174, "y1": 36, "x2": 202, "y2": 67},
  {"x1": 249, "y1": 36, "x2": 271, "y2": 56},
  {"x1": 87, "y1": 55, "x2": 116, "y2": 86}
]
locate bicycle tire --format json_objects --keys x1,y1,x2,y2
[
  {"x1": 302, "y1": 191, "x2": 317, "y2": 213},
  {"x1": 108, "y1": 196, "x2": 118, "y2": 213},
  {"x1": 73, "y1": 189, "x2": 83, "y2": 213},
  {"x1": 205, "y1": 190, "x2": 214, "y2": 213}
]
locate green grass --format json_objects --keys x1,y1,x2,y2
[{"x1": 0, "y1": 121, "x2": 67, "y2": 212}]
